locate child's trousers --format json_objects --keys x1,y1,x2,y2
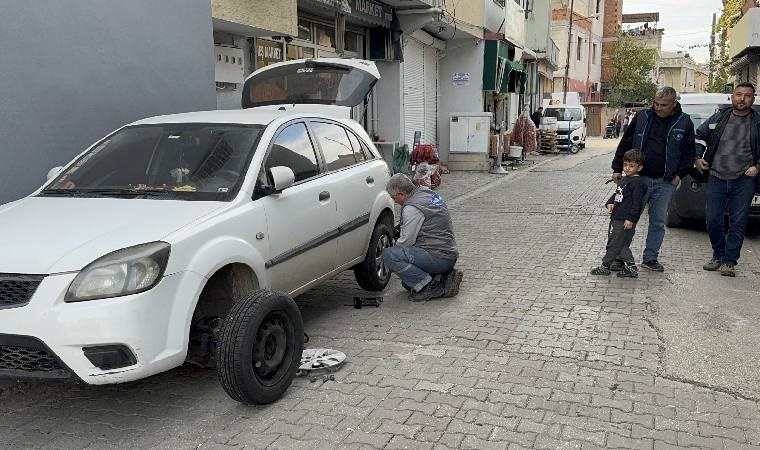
[{"x1": 602, "y1": 219, "x2": 636, "y2": 266}]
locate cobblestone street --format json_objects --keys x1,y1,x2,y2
[{"x1": 2, "y1": 139, "x2": 760, "y2": 449}]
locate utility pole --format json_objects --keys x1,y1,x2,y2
[
  {"x1": 708, "y1": 11, "x2": 716, "y2": 87},
  {"x1": 562, "y1": 0, "x2": 575, "y2": 104}
]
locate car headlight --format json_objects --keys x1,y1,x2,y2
[{"x1": 65, "y1": 242, "x2": 170, "y2": 302}]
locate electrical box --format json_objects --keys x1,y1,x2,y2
[
  {"x1": 449, "y1": 112, "x2": 492, "y2": 153},
  {"x1": 214, "y1": 45, "x2": 245, "y2": 84}
]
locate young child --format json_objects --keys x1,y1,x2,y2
[{"x1": 591, "y1": 149, "x2": 648, "y2": 278}]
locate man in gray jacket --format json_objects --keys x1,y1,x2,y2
[{"x1": 383, "y1": 174, "x2": 463, "y2": 301}]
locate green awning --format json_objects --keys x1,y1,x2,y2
[
  {"x1": 483, "y1": 40, "x2": 511, "y2": 92},
  {"x1": 500, "y1": 60, "x2": 525, "y2": 94}
]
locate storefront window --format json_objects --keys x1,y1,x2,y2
[
  {"x1": 345, "y1": 32, "x2": 361, "y2": 53},
  {"x1": 315, "y1": 23, "x2": 336, "y2": 48},
  {"x1": 297, "y1": 19, "x2": 312, "y2": 42},
  {"x1": 286, "y1": 45, "x2": 315, "y2": 60}
]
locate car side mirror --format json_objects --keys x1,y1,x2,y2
[
  {"x1": 268, "y1": 166, "x2": 295, "y2": 193},
  {"x1": 583, "y1": 117, "x2": 587, "y2": 123},
  {"x1": 46, "y1": 166, "x2": 63, "y2": 181}
]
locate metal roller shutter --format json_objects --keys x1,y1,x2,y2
[
  {"x1": 423, "y1": 45, "x2": 438, "y2": 147},
  {"x1": 403, "y1": 37, "x2": 425, "y2": 148}
]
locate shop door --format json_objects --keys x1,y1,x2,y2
[
  {"x1": 586, "y1": 106, "x2": 601, "y2": 137},
  {"x1": 403, "y1": 37, "x2": 425, "y2": 148},
  {"x1": 424, "y1": 45, "x2": 438, "y2": 147}
]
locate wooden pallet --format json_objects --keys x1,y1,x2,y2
[{"x1": 537, "y1": 130, "x2": 558, "y2": 153}]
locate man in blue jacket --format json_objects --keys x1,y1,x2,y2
[
  {"x1": 694, "y1": 82, "x2": 759, "y2": 277},
  {"x1": 610, "y1": 86, "x2": 696, "y2": 272}
]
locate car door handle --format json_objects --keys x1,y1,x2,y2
[
  {"x1": 366, "y1": 176, "x2": 374, "y2": 184},
  {"x1": 319, "y1": 191, "x2": 330, "y2": 202}
]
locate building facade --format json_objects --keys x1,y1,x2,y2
[
  {"x1": 657, "y1": 51, "x2": 708, "y2": 93},
  {"x1": 728, "y1": 6, "x2": 760, "y2": 88},
  {"x1": 525, "y1": 0, "x2": 561, "y2": 113},
  {"x1": 600, "y1": 0, "x2": 622, "y2": 98},
  {"x1": 551, "y1": 0, "x2": 605, "y2": 102}
]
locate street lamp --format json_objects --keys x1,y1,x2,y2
[{"x1": 562, "y1": 0, "x2": 601, "y2": 104}]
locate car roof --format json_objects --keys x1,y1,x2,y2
[
  {"x1": 128, "y1": 108, "x2": 355, "y2": 127},
  {"x1": 679, "y1": 93, "x2": 733, "y2": 104}
]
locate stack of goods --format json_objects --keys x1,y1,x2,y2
[
  {"x1": 537, "y1": 117, "x2": 558, "y2": 153},
  {"x1": 512, "y1": 115, "x2": 538, "y2": 155}
]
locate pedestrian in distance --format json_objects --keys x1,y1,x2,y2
[
  {"x1": 610, "y1": 86, "x2": 696, "y2": 273},
  {"x1": 383, "y1": 173, "x2": 463, "y2": 301},
  {"x1": 592, "y1": 149, "x2": 649, "y2": 278},
  {"x1": 694, "y1": 82, "x2": 759, "y2": 277},
  {"x1": 530, "y1": 107, "x2": 543, "y2": 128},
  {"x1": 622, "y1": 109, "x2": 631, "y2": 135}
]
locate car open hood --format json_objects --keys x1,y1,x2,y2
[
  {"x1": 0, "y1": 197, "x2": 224, "y2": 274},
  {"x1": 241, "y1": 58, "x2": 380, "y2": 110}
]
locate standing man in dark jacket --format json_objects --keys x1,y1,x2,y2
[
  {"x1": 610, "y1": 86, "x2": 696, "y2": 272},
  {"x1": 694, "y1": 82, "x2": 759, "y2": 277},
  {"x1": 531, "y1": 107, "x2": 543, "y2": 128}
]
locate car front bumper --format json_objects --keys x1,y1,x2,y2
[{"x1": 0, "y1": 270, "x2": 203, "y2": 384}]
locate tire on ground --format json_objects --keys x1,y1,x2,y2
[
  {"x1": 216, "y1": 289, "x2": 303, "y2": 405},
  {"x1": 354, "y1": 221, "x2": 393, "y2": 291}
]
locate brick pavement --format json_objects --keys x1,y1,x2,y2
[{"x1": 2, "y1": 140, "x2": 760, "y2": 449}]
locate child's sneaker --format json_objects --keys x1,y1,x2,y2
[
  {"x1": 617, "y1": 263, "x2": 639, "y2": 278},
  {"x1": 590, "y1": 265, "x2": 611, "y2": 275}
]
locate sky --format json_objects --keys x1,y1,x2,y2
[{"x1": 622, "y1": 0, "x2": 724, "y2": 64}]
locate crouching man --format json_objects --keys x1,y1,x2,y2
[{"x1": 383, "y1": 174, "x2": 463, "y2": 301}]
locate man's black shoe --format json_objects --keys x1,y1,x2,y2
[
  {"x1": 442, "y1": 269, "x2": 463, "y2": 298},
  {"x1": 617, "y1": 263, "x2": 639, "y2": 278},
  {"x1": 409, "y1": 279, "x2": 444, "y2": 302},
  {"x1": 609, "y1": 260, "x2": 623, "y2": 271},
  {"x1": 641, "y1": 260, "x2": 664, "y2": 272}
]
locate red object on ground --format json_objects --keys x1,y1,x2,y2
[{"x1": 411, "y1": 144, "x2": 442, "y2": 188}]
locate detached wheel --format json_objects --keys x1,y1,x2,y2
[
  {"x1": 665, "y1": 198, "x2": 684, "y2": 228},
  {"x1": 354, "y1": 221, "x2": 393, "y2": 291},
  {"x1": 216, "y1": 290, "x2": 303, "y2": 405}
]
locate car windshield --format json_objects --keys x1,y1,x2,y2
[
  {"x1": 40, "y1": 123, "x2": 264, "y2": 201},
  {"x1": 543, "y1": 108, "x2": 583, "y2": 121},
  {"x1": 680, "y1": 103, "x2": 759, "y2": 128},
  {"x1": 680, "y1": 104, "x2": 730, "y2": 128}
]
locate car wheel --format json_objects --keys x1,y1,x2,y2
[
  {"x1": 354, "y1": 221, "x2": 393, "y2": 291},
  {"x1": 216, "y1": 290, "x2": 303, "y2": 405},
  {"x1": 568, "y1": 143, "x2": 580, "y2": 154},
  {"x1": 665, "y1": 198, "x2": 684, "y2": 228}
]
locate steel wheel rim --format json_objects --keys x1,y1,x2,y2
[
  {"x1": 251, "y1": 311, "x2": 294, "y2": 386},
  {"x1": 375, "y1": 233, "x2": 391, "y2": 280}
]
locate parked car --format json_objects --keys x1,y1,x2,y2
[
  {"x1": 666, "y1": 93, "x2": 760, "y2": 227},
  {"x1": 0, "y1": 58, "x2": 395, "y2": 404}
]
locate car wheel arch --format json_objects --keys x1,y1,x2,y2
[{"x1": 186, "y1": 262, "x2": 260, "y2": 367}]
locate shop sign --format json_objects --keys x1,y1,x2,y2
[
  {"x1": 256, "y1": 38, "x2": 283, "y2": 69},
  {"x1": 303, "y1": 0, "x2": 393, "y2": 27},
  {"x1": 452, "y1": 72, "x2": 471, "y2": 87}
]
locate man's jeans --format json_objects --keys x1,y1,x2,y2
[
  {"x1": 706, "y1": 175, "x2": 757, "y2": 265},
  {"x1": 383, "y1": 246, "x2": 456, "y2": 292},
  {"x1": 641, "y1": 176, "x2": 677, "y2": 262}
]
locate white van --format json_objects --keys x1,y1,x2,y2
[{"x1": 542, "y1": 103, "x2": 586, "y2": 153}]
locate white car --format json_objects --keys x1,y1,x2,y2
[{"x1": 0, "y1": 59, "x2": 395, "y2": 404}]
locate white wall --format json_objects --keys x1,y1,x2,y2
[
  {"x1": 438, "y1": 39, "x2": 485, "y2": 162},
  {"x1": 0, "y1": 1, "x2": 215, "y2": 204}
]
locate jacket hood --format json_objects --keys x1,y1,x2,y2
[{"x1": 0, "y1": 197, "x2": 224, "y2": 274}]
